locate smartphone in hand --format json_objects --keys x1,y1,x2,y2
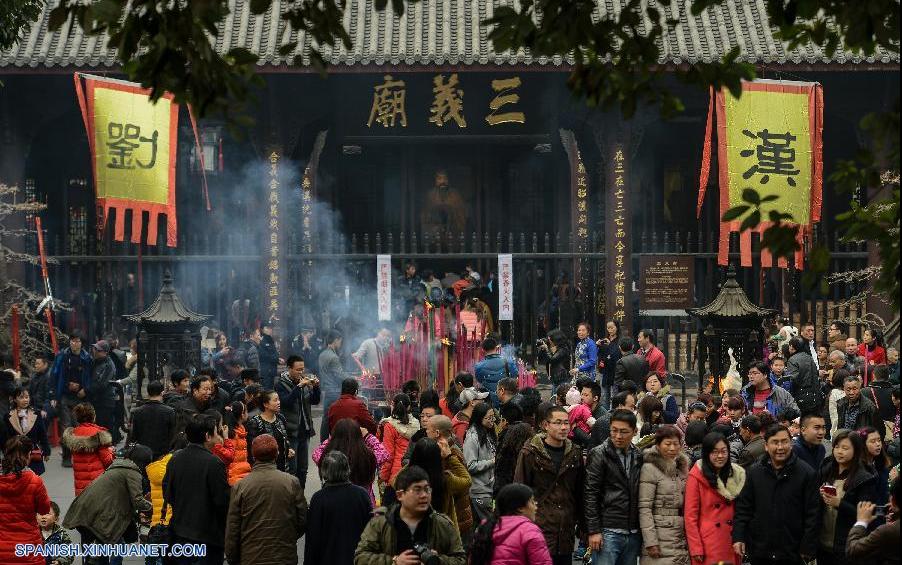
[{"x1": 821, "y1": 484, "x2": 837, "y2": 497}]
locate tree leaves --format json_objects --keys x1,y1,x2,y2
[
  {"x1": 742, "y1": 188, "x2": 761, "y2": 205},
  {"x1": 722, "y1": 205, "x2": 750, "y2": 221},
  {"x1": 0, "y1": 0, "x2": 44, "y2": 50},
  {"x1": 277, "y1": 42, "x2": 298, "y2": 57},
  {"x1": 249, "y1": 0, "x2": 272, "y2": 16},
  {"x1": 47, "y1": 4, "x2": 69, "y2": 32}
]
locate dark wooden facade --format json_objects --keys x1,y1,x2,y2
[{"x1": 0, "y1": 68, "x2": 896, "y2": 370}]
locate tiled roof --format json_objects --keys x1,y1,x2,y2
[
  {"x1": 2, "y1": 0, "x2": 898, "y2": 69},
  {"x1": 688, "y1": 268, "x2": 778, "y2": 319},
  {"x1": 123, "y1": 270, "x2": 211, "y2": 325}
]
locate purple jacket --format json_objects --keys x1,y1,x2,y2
[{"x1": 490, "y1": 515, "x2": 552, "y2": 565}]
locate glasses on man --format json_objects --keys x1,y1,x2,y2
[
  {"x1": 610, "y1": 428, "x2": 633, "y2": 436},
  {"x1": 402, "y1": 486, "x2": 433, "y2": 496}
]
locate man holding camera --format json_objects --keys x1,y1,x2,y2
[
  {"x1": 847, "y1": 478, "x2": 899, "y2": 564},
  {"x1": 276, "y1": 354, "x2": 321, "y2": 486},
  {"x1": 355, "y1": 466, "x2": 466, "y2": 565}
]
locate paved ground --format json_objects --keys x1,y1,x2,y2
[{"x1": 44, "y1": 412, "x2": 325, "y2": 564}]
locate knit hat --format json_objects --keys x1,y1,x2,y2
[
  {"x1": 459, "y1": 387, "x2": 489, "y2": 404},
  {"x1": 252, "y1": 434, "x2": 279, "y2": 463},
  {"x1": 124, "y1": 443, "x2": 153, "y2": 470},
  {"x1": 565, "y1": 387, "x2": 581, "y2": 407}
]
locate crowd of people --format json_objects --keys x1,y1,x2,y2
[{"x1": 0, "y1": 317, "x2": 899, "y2": 565}]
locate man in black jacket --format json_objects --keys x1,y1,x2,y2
[
  {"x1": 837, "y1": 375, "x2": 884, "y2": 437},
  {"x1": 163, "y1": 369, "x2": 190, "y2": 408},
  {"x1": 733, "y1": 424, "x2": 820, "y2": 565},
  {"x1": 128, "y1": 381, "x2": 176, "y2": 460},
  {"x1": 791, "y1": 413, "x2": 827, "y2": 471},
  {"x1": 257, "y1": 322, "x2": 281, "y2": 389},
  {"x1": 590, "y1": 390, "x2": 637, "y2": 448},
  {"x1": 572, "y1": 379, "x2": 608, "y2": 448},
  {"x1": 785, "y1": 336, "x2": 823, "y2": 415},
  {"x1": 163, "y1": 413, "x2": 231, "y2": 564},
  {"x1": 89, "y1": 340, "x2": 120, "y2": 442},
  {"x1": 28, "y1": 353, "x2": 53, "y2": 419},
  {"x1": 276, "y1": 355, "x2": 321, "y2": 487},
  {"x1": 585, "y1": 409, "x2": 643, "y2": 565},
  {"x1": 613, "y1": 338, "x2": 648, "y2": 394},
  {"x1": 865, "y1": 365, "x2": 895, "y2": 422}
]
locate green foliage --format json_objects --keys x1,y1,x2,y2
[
  {"x1": 723, "y1": 188, "x2": 804, "y2": 262},
  {"x1": 831, "y1": 102, "x2": 901, "y2": 308},
  {"x1": 486, "y1": 0, "x2": 755, "y2": 118},
  {"x1": 763, "y1": 0, "x2": 899, "y2": 59},
  {"x1": 0, "y1": 0, "x2": 43, "y2": 51}
]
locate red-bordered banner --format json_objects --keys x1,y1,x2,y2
[
  {"x1": 74, "y1": 73, "x2": 179, "y2": 246},
  {"x1": 699, "y1": 79, "x2": 824, "y2": 269}
]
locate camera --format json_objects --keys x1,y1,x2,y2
[
  {"x1": 412, "y1": 543, "x2": 440, "y2": 565},
  {"x1": 536, "y1": 338, "x2": 549, "y2": 348}
]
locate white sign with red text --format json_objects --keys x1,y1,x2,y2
[
  {"x1": 498, "y1": 254, "x2": 514, "y2": 321},
  {"x1": 377, "y1": 254, "x2": 392, "y2": 321}
]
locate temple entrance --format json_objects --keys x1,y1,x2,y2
[{"x1": 327, "y1": 138, "x2": 570, "y2": 239}]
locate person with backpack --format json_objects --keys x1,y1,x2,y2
[
  {"x1": 468, "y1": 483, "x2": 552, "y2": 565},
  {"x1": 785, "y1": 337, "x2": 824, "y2": 415},
  {"x1": 475, "y1": 336, "x2": 519, "y2": 408}
]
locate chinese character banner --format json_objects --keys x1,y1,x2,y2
[
  {"x1": 74, "y1": 73, "x2": 179, "y2": 246},
  {"x1": 498, "y1": 254, "x2": 514, "y2": 321},
  {"x1": 698, "y1": 79, "x2": 823, "y2": 269},
  {"x1": 377, "y1": 254, "x2": 393, "y2": 321}
]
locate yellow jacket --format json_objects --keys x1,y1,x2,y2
[{"x1": 146, "y1": 453, "x2": 173, "y2": 526}]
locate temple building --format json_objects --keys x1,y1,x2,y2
[{"x1": 1, "y1": 0, "x2": 898, "y2": 366}]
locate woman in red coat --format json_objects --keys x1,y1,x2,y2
[
  {"x1": 378, "y1": 394, "x2": 421, "y2": 486},
  {"x1": 227, "y1": 401, "x2": 252, "y2": 485},
  {"x1": 60, "y1": 403, "x2": 113, "y2": 495},
  {"x1": 858, "y1": 328, "x2": 887, "y2": 384},
  {"x1": 684, "y1": 431, "x2": 746, "y2": 565},
  {"x1": 0, "y1": 435, "x2": 51, "y2": 565}
]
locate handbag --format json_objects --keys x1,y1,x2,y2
[{"x1": 29, "y1": 448, "x2": 43, "y2": 463}]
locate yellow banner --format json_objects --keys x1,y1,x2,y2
[
  {"x1": 92, "y1": 87, "x2": 173, "y2": 204},
  {"x1": 724, "y1": 88, "x2": 812, "y2": 225},
  {"x1": 76, "y1": 73, "x2": 179, "y2": 246}
]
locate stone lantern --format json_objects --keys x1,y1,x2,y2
[
  {"x1": 123, "y1": 269, "x2": 211, "y2": 398},
  {"x1": 688, "y1": 266, "x2": 777, "y2": 391}
]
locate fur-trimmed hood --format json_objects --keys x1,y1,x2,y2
[
  {"x1": 61, "y1": 423, "x2": 113, "y2": 453},
  {"x1": 642, "y1": 445, "x2": 689, "y2": 477},
  {"x1": 380, "y1": 415, "x2": 421, "y2": 439},
  {"x1": 655, "y1": 384, "x2": 673, "y2": 398},
  {"x1": 694, "y1": 459, "x2": 746, "y2": 500}
]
